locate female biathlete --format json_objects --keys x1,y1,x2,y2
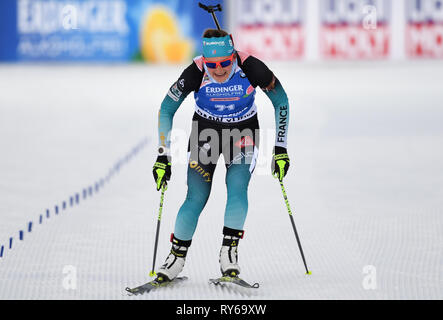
[{"x1": 152, "y1": 29, "x2": 291, "y2": 283}]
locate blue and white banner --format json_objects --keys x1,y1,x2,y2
[{"x1": 0, "y1": 0, "x2": 225, "y2": 62}]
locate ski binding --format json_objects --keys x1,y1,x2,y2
[
  {"x1": 125, "y1": 276, "x2": 188, "y2": 295},
  {"x1": 209, "y1": 276, "x2": 259, "y2": 289}
]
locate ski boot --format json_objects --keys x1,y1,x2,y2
[
  {"x1": 156, "y1": 234, "x2": 191, "y2": 283},
  {"x1": 219, "y1": 227, "x2": 244, "y2": 277}
]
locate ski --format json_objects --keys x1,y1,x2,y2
[
  {"x1": 209, "y1": 276, "x2": 259, "y2": 289},
  {"x1": 125, "y1": 276, "x2": 188, "y2": 295}
]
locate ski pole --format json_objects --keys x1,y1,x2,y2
[
  {"x1": 149, "y1": 183, "x2": 167, "y2": 277},
  {"x1": 278, "y1": 180, "x2": 311, "y2": 275}
]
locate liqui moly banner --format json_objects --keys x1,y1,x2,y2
[
  {"x1": 406, "y1": 0, "x2": 443, "y2": 58},
  {"x1": 230, "y1": 0, "x2": 306, "y2": 60},
  {"x1": 320, "y1": 0, "x2": 391, "y2": 59}
]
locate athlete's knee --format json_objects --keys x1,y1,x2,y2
[
  {"x1": 226, "y1": 175, "x2": 250, "y2": 196},
  {"x1": 184, "y1": 191, "x2": 210, "y2": 210},
  {"x1": 227, "y1": 188, "x2": 248, "y2": 210}
]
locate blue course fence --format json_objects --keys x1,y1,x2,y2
[{"x1": 0, "y1": 137, "x2": 150, "y2": 259}]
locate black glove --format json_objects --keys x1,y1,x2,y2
[
  {"x1": 271, "y1": 146, "x2": 290, "y2": 181},
  {"x1": 153, "y1": 155, "x2": 171, "y2": 191}
]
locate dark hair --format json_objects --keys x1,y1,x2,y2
[{"x1": 202, "y1": 28, "x2": 229, "y2": 38}]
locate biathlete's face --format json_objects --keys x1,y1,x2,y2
[{"x1": 203, "y1": 53, "x2": 235, "y2": 83}]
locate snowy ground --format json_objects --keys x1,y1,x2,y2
[{"x1": 0, "y1": 61, "x2": 442, "y2": 300}]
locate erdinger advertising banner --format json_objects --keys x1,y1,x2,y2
[
  {"x1": 0, "y1": 0, "x2": 225, "y2": 62},
  {"x1": 230, "y1": 0, "x2": 306, "y2": 60},
  {"x1": 320, "y1": 0, "x2": 391, "y2": 59},
  {"x1": 406, "y1": 0, "x2": 443, "y2": 58}
]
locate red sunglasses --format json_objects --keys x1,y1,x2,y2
[{"x1": 203, "y1": 54, "x2": 235, "y2": 69}]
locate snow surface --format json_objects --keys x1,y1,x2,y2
[{"x1": 0, "y1": 61, "x2": 442, "y2": 300}]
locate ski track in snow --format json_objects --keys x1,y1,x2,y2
[{"x1": 0, "y1": 62, "x2": 442, "y2": 299}]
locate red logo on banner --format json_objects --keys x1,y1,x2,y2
[
  {"x1": 405, "y1": 0, "x2": 443, "y2": 58},
  {"x1": 233, "y1": 0, "x2": 305, "y2": 60},
  {"x1": 406, "y1": 23, "x2": 443, "y2": 58},
  {"x1": 235, "y1": 25, "x2": 305, "y2": 60},
  {"x1": 235, "y1": 136, "x2": 255, "y2": 148},
  {"x1": 319, "y1": 0, "x2": 391, "y2": 60},
  {"x1": 320, "y1": 25, "x2": 390, "y2": 59}
]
